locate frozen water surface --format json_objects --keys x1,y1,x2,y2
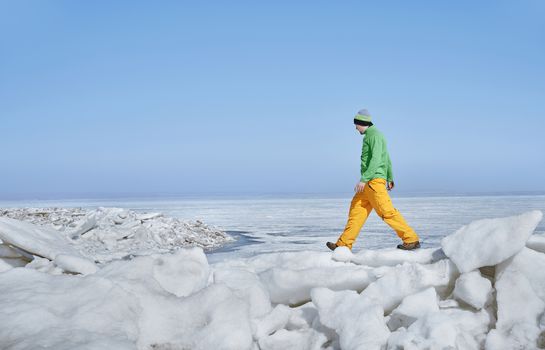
[{"x1": 1, "y1": 194, "x2": 544, "y2": 263}]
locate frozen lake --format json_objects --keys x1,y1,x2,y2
[{"x1": 1, "y1": 194, "x2": 544, "y2": 263}]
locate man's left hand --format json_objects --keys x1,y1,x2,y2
[
  {"x1": 355, "y1": 181, "x2": 366, "y2": 193},
  {"x1": 387, "y1": 181, "x2": 395, "y2": 191}
]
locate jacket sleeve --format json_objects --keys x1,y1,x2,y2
[
  {"x1": 360, "y1": 135, "x2": 383, "y2": 182},
  {"x1": 386, "y1": 156, "x2": 394, "y2": 182}
]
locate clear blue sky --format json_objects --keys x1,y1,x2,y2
[{"x1": 1, "y1": 0, "x2": 544, "y2": 198}]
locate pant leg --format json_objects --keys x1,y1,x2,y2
[
  {"x1": 336, "y1": 191, "x2": 373, "y2": 250},
  {"x1": 366, "y1": 178, "x2": 420, "y2": 244}
]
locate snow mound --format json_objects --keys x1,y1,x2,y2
[
  {"x1": 0, "y1": 207, "x2": 232, "y2": 263},
  {"x1": 0, "y1": 210, "x2": 543, "y2": 349},
  {"x1": 441, "y1": 210, "x2": 543, "y2": 273}
]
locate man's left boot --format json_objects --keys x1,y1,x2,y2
[
  {"x1": 326, "y1": 242, "x2": 338, "y2": 251},
  {"x1": 397, "y1": 241, "x2": 421, "y2": 250}
]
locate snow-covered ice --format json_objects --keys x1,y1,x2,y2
[
  {"x1": 0, "y1": 208, "x2": 544, "y2": 349},
  {"x1": 0, "y1": 216, "x2": 87, "y2": 260},
  {"x1": 386, "y1": 287, "x2": 439, "y2": 331},
  {"x1": 486, "y1": 247, "x2": 545, "y2": 349},
  {"x1": 452, "y1": 270, "x2": 493, "y2": 310},
  {"x1": 0, "y1": 207, "x2": 232, "y2": 263},
  {"x1": 528, "y1": 233, "x2": 545, "y2": 254},
  {"x1": 312, "y1": 287, "x2": 390, "y2": 350},
  {"x1": 441, "y1": 210, "x2": 543, "y2": 273},
  {"x1": 333, "y1": 246, "x2": 446, "y2": 267}
]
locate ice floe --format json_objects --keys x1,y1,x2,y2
[
  {"x1": 0, "y1": 210, "x2": 543, "y2": 349},
  {"x1": 441, "y1": 210, "x2": 542, "y2": 273},
  {"x1": 0, "y1": 207, "x2": 232, "y2": 264}
]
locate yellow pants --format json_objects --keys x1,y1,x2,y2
[{"x1": 336, "y1": 178, "x2": 419, "y2": 250}]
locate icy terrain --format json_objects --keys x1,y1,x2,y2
[
  {"x1": 4, "y1": 194, "x2": 543, "y2": 262},
  {"x1": 1, "y1": 209, "x2": 545, "y2": 349},
  {"x1": 0, "y1": 207, "x2": 232, "y2": 263}
]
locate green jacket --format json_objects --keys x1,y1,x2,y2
[{"x1": 360, "y1": 126, "x2": 394, "y2": 183}]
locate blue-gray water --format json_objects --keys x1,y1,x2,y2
[{"x1": 1, "y1": 194, "x2": 544, "y2": 262}]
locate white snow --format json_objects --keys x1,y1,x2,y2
[
  {"x1": 486, "y1": 247, "x2": 545, "y2": 349},
  {"x1": 54, "y1": 254, "x2": 99, "y2": 275},
  {"x1": 452, "y1": 270, "x2": 493, "y2": 310},
  {"x1": 151, "y1": 247, "x2": 210, "y2": 297},
  {"x1": 387, "y1": 287, "x2": 439, "y2": 331},
  {"x1": 359, "y1": 258, "x2": 459, "y2": 313},
  {"x1": 0, "y1": 209, "x2": 543, "y2": 349},
  {"x1": 527, "y1": 233, "x2": 545, "y2": 254},
  {"x1": 312, "y1": 287, "x2": 390, "y2": 350},
  {"x1": 388, "y1": 308, "x2": 492, "y2": 349},
  {"x1": 259, "y1": 265, "x2": 375, "y2": 305},
  {"x1": 0, "y1": 217, "x2": 87, "y2": 260},
  {"x1": 441, "y1": 210, "x2": 543, "y2": 273},
  {"x1": 0, "y1": 207, "x2": 232, "y2": 263},
  {"x1": 334, "y1": 246, "x2": 446, "y2": 267},
  {"x1": 252, "y1": 304, "x2": 292, "y2": 340},
  {"x1": 0, "y1": 243, "x2": 22, "y2": 258}
]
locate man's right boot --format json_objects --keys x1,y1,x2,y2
[{"x1": 397, "y1": 241, "x2": 421, "y2": 250}]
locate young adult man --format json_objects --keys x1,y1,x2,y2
[{"x1": 326, "y1": 109, "x2": 421, "y2": 251}]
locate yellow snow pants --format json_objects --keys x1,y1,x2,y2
[{"x1": 336, "y1": 178, "x2": 420, "y2": 250}]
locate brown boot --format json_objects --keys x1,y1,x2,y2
[
  {"x1": 397, "y1": 241, "x2": 421, "y2": 250},
  {"x1": 326, "y1": 242, "x2": 338, "y2": 251}
]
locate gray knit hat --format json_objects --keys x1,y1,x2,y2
[{"x1": 354, "y1": 109, "x2": 372, "y2": 125}]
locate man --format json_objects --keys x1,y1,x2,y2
[{"x1": 326, "y1": 109, "x2": 421, "y2": 251}]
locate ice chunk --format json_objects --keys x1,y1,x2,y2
[
  {"x1": 213, "y1": 267, "x2": 272, "y2": 319},
  {"x1": 0, "y1": 207, "x2": 232, "y2": 263},
  {"x1": 452, "y1": 270, "x2": 493, "y2": 310},
  {"x1": 259, "y1": 265, "x2": 375, "y2": 305},
  {"x1": 151, "y1": 247, "x2": 210, "y2": 297},
  {"x1": 0, "y1": 268, "x2": 140, "y2": 349},
  {"x1": 441, "y1": 210, "x2": 543, "y2": 273},
  {"x1": 360, "y1": 259, "x2": 459, "y2": 313},
  {"x1": 0, "y1": 244, "x2": 22, "y2": 258},
  {"x1": 438, "y1": 298, "x2": 460, "y2": 309},
  {"x1": 387, "y1": 287, "x2": 439, "y2": 331},
  {"x1": 496, "y1": 247, "x2": 545, "y2": 302},
  {"x1": 246, "y1": 251, "x2": 347, "y2": 274},
  {"x1": 388, "y1": 308, "x2": 492, "y2": 349},
  {"x1": 95, "y1": 254, "x2": 254, "y2": 350},
  {"x1": 258, "y1": 328, "x2": 328, "y2": 350},
  {"x1": 312, "y1": 287, "x2": 390, "y2": 350},
  {"x1": 331, "y1": 246, "x2": 352, "y2": 262},
  {"x1": 67, "y1": 212, "x2": 97, "y2": 238},
  {"x1": 338, "y1": 247, "x2": 446, "y2": 267},
  {"x1": 183, "y1": 285, "x2": 253, "y2": 350},
  {"x1": 252, "y1": 304, "x2": 292, "y2": 340},
  {"x1": 285, "y1": 302, "x2": 319, "y2": 330},
  {"x1": 486, "y1": 247, "x2": 545, "y2": 349},
  {"x1": 54, "y1": 254, "x2": 98, "y2": 275},
  {"x1": 26, "y1": 255, "x2": 64, "y2": 274},
  {"x1": 136, "y1": 212, "x2": 163, "y2": 221},
  {"x1": 527, "y1": 234, "x2": 545, "y2": 254},
  {"x1": 0, "y1": 217, "x2": 86, "y2": 260},
  {"x1": 0, "y1": 258, "x2": 14, "y2": 273}
]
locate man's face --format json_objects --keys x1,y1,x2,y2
[{"x1": 355, "y1": 124, "x2": 367, "y2": 135}]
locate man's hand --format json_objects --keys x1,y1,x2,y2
[
  {"x1": 355, "y1": 181, "x2": 366, "y2": 193},
  {"x1": 387, "y1": 181, "x2": 395, "y2": 191}
]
